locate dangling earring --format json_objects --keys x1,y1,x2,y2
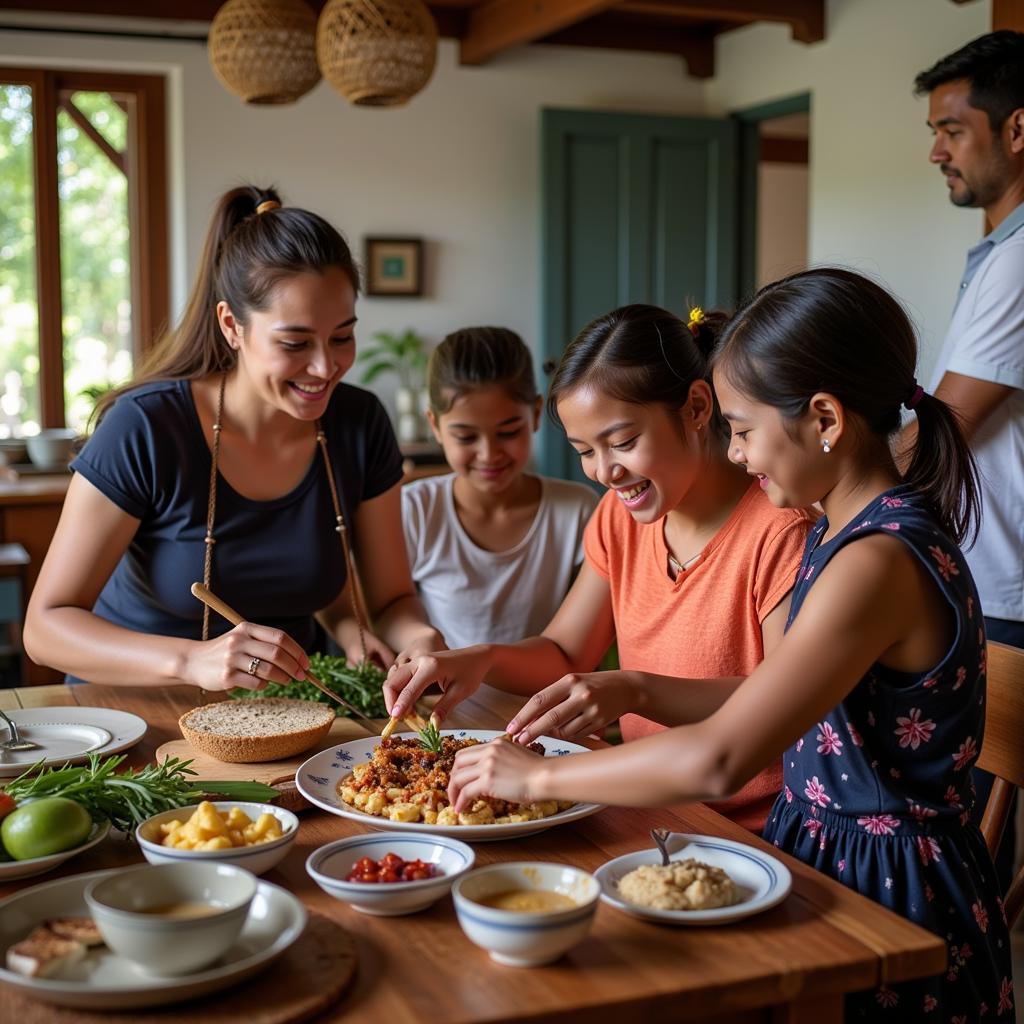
[{"x1": 822, "y1": 438, "x2": 832, "y2": 455}]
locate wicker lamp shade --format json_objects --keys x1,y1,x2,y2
[
  {"x1": 209, "y1": 0, "x2": 321, "y2": 105},
  {"x1": 317, "y1": 0, "x2": 438, "y2": 107}
]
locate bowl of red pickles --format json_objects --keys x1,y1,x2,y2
[{"x1": 305, "y1": 833, "x2": 475, "y2": 915}]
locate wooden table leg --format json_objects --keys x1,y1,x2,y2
[{"x1": 771, "y1": 994, "x2": 843, "y2": 1023}]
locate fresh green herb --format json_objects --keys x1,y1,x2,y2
[
  {"x1": 2, "y1": 754, "x2": 279, "y2": 833},
  {"x1": 418, "y1": 720, "x2": 443, "y2": 755},
  {"x1": 229, "y1": 653, "x2": 388, "y2": 718}
]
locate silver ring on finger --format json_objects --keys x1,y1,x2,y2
[{"x1": 247, "y1": 656, "x2": 262, "y2": 677}]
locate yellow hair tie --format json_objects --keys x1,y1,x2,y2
[
  {"x1": 255, "y1": 199, "x2": 280, "y2": 215},
  {"x1": 687, "y1": 306, "x2": 705, "y2": 336}
]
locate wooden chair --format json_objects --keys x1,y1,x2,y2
[{"x1": 977, "y1": 640, "x2": 1024, "y2": 927}]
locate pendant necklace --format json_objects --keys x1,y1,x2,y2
[{"x1": 200, "y1": 372, "x2": 370, "y2": 660}]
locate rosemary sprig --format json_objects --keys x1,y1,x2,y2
[
  {"x1": 418, "y1": 721, "x2": 443, "y2": 754},
  {"x1": 2, "y1": 754, "x2": 279, "y2": 833}
]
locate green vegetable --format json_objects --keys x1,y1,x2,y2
[
  {"x1": 2, "y1": 755, "x2": 279, "y2": 835},
  {"x1": 2, "y1": 797, "x2": 92, "y2": 860},
  {"x1": 418, "y1": 720, "x2": 443, "y2": 755},
  {"x1": 229, "y1": 653, "x2": 388, "y2": 718}
]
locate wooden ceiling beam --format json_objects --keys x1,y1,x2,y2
[
  {"x1": 0, "y1": 0, "x2": 228, "y2": 17},
  {"x1": 617, "y1": 0, "x2": 824, "y2": 43},
  {"x1": 540, "y1": 21, "x2": 714, "y2": 77},
  {"x1": 459, "y1": 0, "x2": 621, "y2": 65}
]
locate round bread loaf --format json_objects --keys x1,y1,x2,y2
[{"x1": 179, "y1": 698, "x2": 335, "y2": 763}]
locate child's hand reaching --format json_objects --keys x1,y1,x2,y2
[
  {"x1": 336, "y1": 619, "x2": 396, "y2": 669},
  {"x1": 447, "y1": 735, "x2": 548, "y2": 812},
  {"x1": 505, "y1": 671, "x2": 643, "y2": 744},
  {"x1": 392, "y1": 630, "x2": 449, "y2": 670},
  {"x1": 384, "y1": 645, "x2": 491, "y2": 724}
]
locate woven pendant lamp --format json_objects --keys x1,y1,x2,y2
[
  {"x1": 317, "y1": 0, "x2": 438, "y2": 107},
  {"x1": 208, "y1": 0, "x2": 321, "y2": 105}
]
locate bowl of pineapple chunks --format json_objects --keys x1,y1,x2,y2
[{"x1": 135, "y1": 800, "x2": 298, "y2": 876}]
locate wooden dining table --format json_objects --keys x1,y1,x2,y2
[{"x1": 0, "y1": 681, "x2": 946, "y2": 1023}]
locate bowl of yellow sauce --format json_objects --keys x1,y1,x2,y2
[{"x1": 453, "y1": 861, "x2": 599, "y2": 967}]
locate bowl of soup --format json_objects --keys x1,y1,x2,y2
[
  {"x1": 83, "y1": 861, "x2": 257, "y2": 975},
  {"x1": 452, "y1": 861, "x2": 600, "y2": 967}
]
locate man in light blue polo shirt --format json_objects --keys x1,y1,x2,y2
[
  {"x1": 913, "y1": 31, "x2": 1024, "y2": 892},
  {"x1": 914, "y1": 31, "x2": 1024, "y2": 650}
]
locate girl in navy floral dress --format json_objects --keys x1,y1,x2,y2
[{"x1": 441, "y1": 268, "x2": 1013, "y2": 1022}]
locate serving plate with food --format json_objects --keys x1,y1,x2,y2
[
  {"x1": 296, "y1": 728, "x2": 603, "y2": 841},
  {"x1": 0, "y1": 868, "x2": 306, "y2": 1009},
  {"x1": 0, "y1": 707, "x2": 147, "y2": 778},
  {"x1": 0, "y1": 821, "x2": 111, "y2": 882},
  {"x1": 594, "y1": 832, "x2": 792, "y2": 926}
]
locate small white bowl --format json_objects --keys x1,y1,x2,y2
[
  {"x1": 25, "y1": 428, "x2": 77, "y2": 469},
  {"x1": 135, "y1": 802, "x2": 298, "y2": 876},
  {"x1": 84, "y1": 862, "x2": 257, "y2": 976},
  {"x1": 453, "y1": 861, "x2": 600, "y2": 967},
  {"x1": 306, "y1": 832, "x2": 475, "y2": 916}
]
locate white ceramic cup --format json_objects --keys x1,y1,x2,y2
[{"x1": 84, "y1": 862, "x2": 257, "y2": 976}]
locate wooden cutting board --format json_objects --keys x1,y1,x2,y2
[{"x1": 155, "y1": 716, "x2": 378, "y2": 787}]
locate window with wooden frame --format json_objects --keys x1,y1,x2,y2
[{"x1": 0, "y1": 68, "x2": 167, "y2": 435}]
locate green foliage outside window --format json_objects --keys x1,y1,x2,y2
[{"x1": 0, "y1": 85, "x2": 133, "y2": 436}]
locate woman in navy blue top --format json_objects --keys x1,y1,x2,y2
[
  {"x1": 24, "y1": 185, "x2": 441, "y2": 691},
  {"x1": 441, "y1": 269, "x2": 1012, "y2": 1021}
]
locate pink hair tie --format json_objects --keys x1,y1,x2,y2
[{"x1": 904, "y1": 384, "x2": 925, "y2": 410}]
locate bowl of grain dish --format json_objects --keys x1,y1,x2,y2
[
  {"x1": 618, "y1": 860, "x2": 739, "y2": 911},
  {"x1": 179, "y1": 698, "x2": 334, "y2": 763},
  {"x1": 137, "y1": 801, "x2": 298, "y2": 876},
  {"x1": 595, "y1": 833, "x2": 793, "y2": 926}
]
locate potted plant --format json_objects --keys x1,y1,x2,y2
[{"x1": 357, "y1": 328, "x2": 429, "y2": 442}]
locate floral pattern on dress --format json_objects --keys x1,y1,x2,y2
[{"x1": 762, "y1": 487, "x2": 1010, "y2": 1022}]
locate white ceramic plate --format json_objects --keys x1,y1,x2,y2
[
  {"x1": 0, "y1": 724, "x2": 111, "y2": 769},
  {"x1": 594, "y1": 833, "x2": 793, "y2": 926},
  {"x1": 0, "y1": 707, "x2": 147, "y2": 778},
  {"x1": 0, "y1": 869, "x2": 307, "y2": 1009},
  {"x1": 0, "y1": 821, "x2": 111, "y2": 882},
  {"x1": 296, "y1": 729, "x2": 603, "y2": 841}
]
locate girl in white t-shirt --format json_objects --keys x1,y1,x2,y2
[{"x1": 397, "y1": 327, "x2": 598, "y2": 657}]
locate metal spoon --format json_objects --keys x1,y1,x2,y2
[
  {"x1": 0, "y1": 708, "x2": 41, "y2": 751},
  {"x1": 651, "y1": 827, "x2": 672, "y2": 867}
]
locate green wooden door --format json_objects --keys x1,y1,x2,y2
[{"x1": 539, "y1": 107, "x2": 738, "y2": 481}]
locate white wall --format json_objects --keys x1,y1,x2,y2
[
  {"x1": 705, "y1": 0, "x2": 992, "y2": 379},
  {"x1": 757, "y1": 162, "x2": 809, "y2": 287},
  {"x1": 0, "y1": 22, "x2": 705, "y2": 411},
  {"x1": 1, "y1": 0, "x2": 996, "y2": 390}
]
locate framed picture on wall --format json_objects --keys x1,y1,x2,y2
[{"x1": 364, "y1": 237, "x2": 424, "y2": 297}]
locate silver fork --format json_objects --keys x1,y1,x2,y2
[
  {"x1": 0, "y1": 707, "x2": 40, "y2": 751},
  {"x1": 651, "y1": 827, "x2": 673, "y2": 866}
]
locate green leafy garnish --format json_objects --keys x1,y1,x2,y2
[
  {"x1": 229, "y1": 653, "x2": 388, "y2": 718},
  {"x1": 418, "y1": 721, "x2": 443, "y2": 754},
  {"x1": 3, "y1": 754, "x2": 279, "y2": 834}
]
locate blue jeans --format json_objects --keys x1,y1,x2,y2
[{"x1": 971, "y1": 616, "x2": 1023, "y2": 894}]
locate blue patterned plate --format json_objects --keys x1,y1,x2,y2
[
  {"x1": 595, "y1": 833, "x2": 793, "y2": 925},
  {"x1": 295, "y1": 729, "x2": 602, "y2": 841}
]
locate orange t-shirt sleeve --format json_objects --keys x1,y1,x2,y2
[{"x1": 752, "y1": 515, "x2": 812, "y2": 622}]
